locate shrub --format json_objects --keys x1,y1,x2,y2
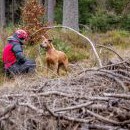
[
  {"x1": 107, "y1": 0, "x2": 129, "y2": 14},
  {"x1": 52, "y1": 38, "x2": 89, "y2": 62},
  {"x1": 121, "y1": 15, "x2": 130, "y2": 31},
  {"x1": 89, "y1": 11, "x2": 122, "y2": 32},
  {"x1": 21, "y1": 0, "x2": 49, "y2": 44}
]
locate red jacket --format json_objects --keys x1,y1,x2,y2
[
  {"x1": 2, "y1": 43, "x2": 17, "y2": 69},
  {"x1": 2, "y1": 36, "x2": 26, "y2": 69}
]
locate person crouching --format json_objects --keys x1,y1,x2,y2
[{"x1": 2, "y1": 29, "x2": 36, "y2": 77}]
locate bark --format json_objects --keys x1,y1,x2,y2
[
  {"x1": 44, "y1": 0, "x2": 48, "y2": 22},
  {"x1": 12, "y1": 0, "x2": 14, "y2": 25},
  {"x1": 63, "y1": 0, "x2": 79, "y2": 31},
  {"x1": 0, "y1": 0, "x2": 6, "y2": 27},
  {"x1": 47, "y1": 0, "x2": 56, "y2": 24},
  {"x1": 38, "y1": 0, "x2": 43, "y2": 5}
]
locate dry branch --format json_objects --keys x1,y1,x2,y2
[
  {"x1": 0, "y1": 103, "x2": 16, "y2": 120},
  {"x1": 0, "y1": 92, "x2": 114, "y2": 101},
  {"x1": 54, "y1": 102, "x2": 93, "y2": 113},
  {"x1": 43, "y1": 102, "x2": 92, "y2": 123},
  {"x1": 95, "y1": 71, "x2": 128, "y2": 92},
  {"x1": 1, "y1": 58, "x2": 130, "y2": 129},
  {"x1": 104, "y1": 93, "x2": 130, "y2": 99},
  {"x1": 96, "y1": 44, "x2": 124, "y2": 61},
  {"x1": 98, "y1": 60, "x2": 129, "y2": 70},
  {"x1": 99, "y1": 70, "x2": 130, "y2": 82},
  {"x1": 82, "y1": 124, "x2": 127, "y2": 130}
]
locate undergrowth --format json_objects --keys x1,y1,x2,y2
[
  {"x1": 92, "y1": 30, "x2": 130, "y2": 48},
  {"x1": 0, "y1": 28, "x2": 130, "y2": 85}
]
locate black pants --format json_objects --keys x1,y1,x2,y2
[{"x1": 5, "y1": 59, "x2": 36, "y2": 76}]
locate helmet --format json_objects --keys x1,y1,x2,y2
[{"x1": 15, "y1": 29, "x2": 28, "y2": 41}]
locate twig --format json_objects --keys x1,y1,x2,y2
[
  {"x1": 0, "y1": 92, "x2": 114, "y2": 101},
  {"x1": 45, "y1": 102, "x2": 130, "y2": 125},
  {"x1": 99, "y1": 70, "x2": 130, "y2": 82},
  {"x1": 113, "y1": 69, "x2": 130, "y2": 78},
  {"x1": 43, "y1": 102, "x2": 92, "y2": 123},
  {"x1": 85, "y1": 109, "x2": 120, "y2": 125},
  {"x1": 0, "y1": 103, "x2": 16, "y2": 119},
  {"x1": 82, "y1": 124, "x2": 127, "y2": 130},
  {"x1": 85, "y1": 109, "x2": 130, "y2": 125},
  {"x1": 98, "y1": 60, "x2": 129, "y2": 70},
  {"x1": 96, "y1": 44, "x2": 124, "y2": 61},
  {"x1": 95, "y1": 71, "x2": 128, "y2": 92},
  {"x1": 54, "y1": 102, "x2": 93, "y2": 113},
  {"x1": 19, "y1": 103, "x2": 44, "y2": 115},
  {"x1": 104, "y1": 93, "x2": 130, "y2": 99}
]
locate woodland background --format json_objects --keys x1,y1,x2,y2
[{"x1": 0, "y1": 0, "x2": 130, "y2": 32}]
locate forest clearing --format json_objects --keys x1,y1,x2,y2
[{"x1": 0, "y1": 0, "x2": 130, "y2": 130}]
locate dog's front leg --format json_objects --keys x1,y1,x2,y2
[
  {"x1": 54, "y1": 62, "x2": 59, "y2": 75},
  {"x1": 46, "y1": 61, "x2": 51, "y2": 75}
]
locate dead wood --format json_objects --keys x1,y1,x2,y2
[
  {"x1": 0, "y1": 103, "x2": 16, "y2": 119},
  {"x1": 104, "y1": 93, "x2": 130, "y2": 99},
  {"x1": 0, "y1": 60, "x2": 130, "y2": 129},
  {"x1": 81, "y1": 124, "x2": 128, "y2": 130},
  {"x1": 96, "y1": 44, "x2": 124, "y2": 61},
  {"x1": 54, "y1": 102, "x2": 93, "y2": 113}
]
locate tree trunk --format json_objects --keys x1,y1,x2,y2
[
  {"x1": 12, "y1": 0, "x2": 14, "y2": 25},
  {"x1": 47, "y1": 0, "x2": 56, "y2": 24},
  {"x1": 38, "y1": 0, "x2": 43, "y2": 5},
  {"x1": 0, "y1": 0, "x2": 6, "y2": 27},
  {"x1": 62, "y1": 0, "x2": 79, "y2": 31},
  {"x1": 44, "y1": 0, "x2": 48, "y2": 22}
]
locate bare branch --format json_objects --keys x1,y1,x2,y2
[
  {"x1": 96, "y1": 44, "x2": 124, "y2": 61},
  {"x1": 43, "y1": 102, "x2": 92, "y2": 123},
  {"x1": 104, "y1": 93, "x2": 130, "y2": 99},
  {"x1": 0, "y1": 103, "x2": 16, "y2": 119},
  {"x1": 54, "y1": 102, "x2": 93, "y2": 113}
]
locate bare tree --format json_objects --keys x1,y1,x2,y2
[
  {"x1": 0, "y1": 0, "x2": 6, "y2": 27},
  {"x1": 62, "y1": 0, "x2": 79, "y2": 31}
]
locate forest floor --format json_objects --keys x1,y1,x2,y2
[{"x1": 0, "y1": 34, "x2": 130, "y2": 129}]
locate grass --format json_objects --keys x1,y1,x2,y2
[{"x1": 92, "y1": 30, "x2": 130, "y2": 48}]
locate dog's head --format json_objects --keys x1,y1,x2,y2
[{"x1": 40, "y1": 36, "x2": 52, "y2": 49}]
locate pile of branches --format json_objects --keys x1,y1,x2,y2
[{"x1": 0, "y1": 60, "x2": 130, "y2": 130}]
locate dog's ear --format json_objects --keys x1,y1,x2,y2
[{"x1": 48, "y1": 39, "x2": 52, "y2": 43}]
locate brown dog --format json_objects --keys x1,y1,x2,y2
[{"x1": 40, "y1": 36, "x2": 68, "y2": 75}]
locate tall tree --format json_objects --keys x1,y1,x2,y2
[
  {"x1": 12, "y1": 0, "x2": 15, "y2": 25},
  {"x1": 0, "y1": 0, "x2": 6, "y2": 27},
  {"x1": 47, "y1": 0, "x2": 56, "y2": 24},
  {"x1": 38, "y1": 0, "x2": 43, "y2": 5},
  {"x1": 43, "y1": 0, "x2": 48, "y2": 22},
  {"x1": 62, "y1": 0, "x2": 79, "y2": 31}
]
